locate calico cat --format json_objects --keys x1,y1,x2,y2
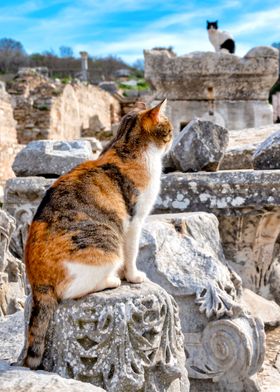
[
  {"x1": 207, "y1": 20, "x2": 235, "y2": 54},
  {"x1": 22, "y1": 99, "x2": 173, "y2": 370}
]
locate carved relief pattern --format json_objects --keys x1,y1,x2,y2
[
  {"x1": 185, "y1": 315, "x2": 265, "y2": 383},
  {"x1": 43, "y1": 284, "x2": 189, "y2": 392}
]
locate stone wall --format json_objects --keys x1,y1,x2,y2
[
  {"x1": 7, "y1": 69, "x2": 121, "y2": 144},
  {"x1": 0, "y1": 86, "x2": 23, "y2": 200},
  {"x1": 0, "y1": 87, "x2": 17, "y2": 145},
  {"x1": 144, "y1": 46, "x2": 279, "y2": 132}
]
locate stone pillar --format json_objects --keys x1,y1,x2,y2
[
  {"x1": 37, "y1": 282, "x2": 189, "y2": 392},
  {"x1": 80, "y1": 51, "x2": 89, "y2": 82}
]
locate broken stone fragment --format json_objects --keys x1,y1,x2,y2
[
  {"x1": 169, "y1": 119, "x2": 229, "y2": 172},
  {"x1": 253, "y1": 129, "x2": 280, "y2": 170},
  {"x1": 12, "y1": 140, "x2": 94, "y2": 177}
]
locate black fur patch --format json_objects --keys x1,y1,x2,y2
[
  {"x1": 101, "y1": 112, "x2": 138, "y2": 156},
  {"x1": 101, "y1": 163, "x2": 139, "y2": 217},
  {"x1": 33, "y1": 187, "x2": 56, "y2": 222},
  {"x1": 220, "y1": 39, "x2": 235, "y2": 53}
]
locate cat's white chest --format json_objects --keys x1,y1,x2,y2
[{"x1": 135, "y1": 145, "x2": 163, "y2": 220}]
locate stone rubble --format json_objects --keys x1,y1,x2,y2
[
  {"x1": 169, "y1": 119, "x2": 229, "y2": 172},
  {"x1": 220, "y1": 124, "x2": 280, "y2": 170},
  {"x1": 12, "y1": 140, "x2": 94, "y2": 177},
  {"x1": 253, "y1": 129, "x2": 280, "y2": 170}
]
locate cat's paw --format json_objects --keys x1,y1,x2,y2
[
  {"x1": 107, "y1": 276, "x2": 122, "y2": 288},
  {"x1": 125, "y1": 270, "x2": 147, "y2": 284}
]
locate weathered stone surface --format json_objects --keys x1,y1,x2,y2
[
  {"x1": 99, "y1": 81, "x2": 118, "y2": 94},
  {"x1": 160, "y1": 99, "x2": 274, "y2": 134},
  {"x1": 242, "y1": 289, "x2": 280, "y2": 327},
  {"x1": 257, "y1": 327, "x2": 280, "y2": 392},
  {"x1": 220, "y1": 124, "x2": 280, "y2": 170},
  {"x1": 0, "y1": 310, "x2": 24, "y2": 362},
  {"x1": 155, "y1": 170, "x2": 280, "y2": 215},
  {"x1": 154, "y1": 171, "x2": 280, "y2": 303},
  {"x1": 7, "y1": 70, "x2": 121, "y2": 144},
  {"x1": 170, "y1": 119, "x2": 229, "y2": 172},
  {"x1": 145, "y1": 47, "x2": 278, "y2": 132},
  {"x1": 138, "y1": 213, "x2": 240, "y2": 318},
  {"x1": 12, "y1": 140, "x2": 94, "y2": 177},
  {"x1": 253, "y1": 130, "x2": 280, "y2": 170},
  {"x1": 39, "y1": 281, "x2": 189, "y2": 392},
  {"x1": 82, "y1": 137, "x2": 103, "y2": 159},
  {"x1": 4, "y1": 177, "x2": 53, "y2": 258},
  {"x1": 137, "y1": 213, "x2": 265, "y2": 391},
  {"x1": 144, "y1": 47, "x2": 279, "y2": 101},
  {"x1": 0, "y1": 210, "x2": 25, "y2": 316},
  {"x1": 0, "y1": 360, "x2": 105, "y2": 392},
  {"x1": 0, "y1": 88, "x2": 23, "y2": 197},
  {"x1": 0, "y1": 89, "x2": 17, "y2": 145}
]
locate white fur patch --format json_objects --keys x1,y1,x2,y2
[
  {"x1": 135, "y1": 144, "x2": 163, "y2": 220},
  {"x1": 208, "y1": 29, "x2": 233, "y2": 52},
  {"x1": 62, "y1": 260, "x2": 121, "y2": 299}
]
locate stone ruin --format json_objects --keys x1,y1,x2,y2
[
  {"x1": 0, "y1": 83, "x2": 23, "y2": 199},
  {"x1": 1, "y1": 47, "x2": 280, "y2": 391},
  {"x1": 0, "y1": 67, "x2": 124, "y2": 201},
  {"x1": 6, "y1": 68, "x2": 121, "y2": 144},
  {"x1": 144, "y1": 46, "x2": 279, "y2": 133}
]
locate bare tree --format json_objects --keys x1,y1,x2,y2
[{"x1": 0, "y1": 38, "x2": 27, "y2": 73}]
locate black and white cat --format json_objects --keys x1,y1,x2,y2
[{"x1": 207, "y1": 21, "x2": 235, "y2": 54}]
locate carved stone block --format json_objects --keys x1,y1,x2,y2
[
  {"x1": 137, "y1": 213, "x2": 265, "y2": 391},
  {"x1": 154, "y1": 171, "x2": 280, "y2": 303},
  {"x1": 144, "y1": 47, "x2": 279, "y2": 132},
  {"x1": 40, "y1": 282, "x2": 189, "y2": 392}
]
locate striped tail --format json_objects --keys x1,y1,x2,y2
[{"x1": 23, "y1": 285, "x2": 57, "y2": 370}]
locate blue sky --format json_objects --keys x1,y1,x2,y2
[{"x1": 0, "y1": 0, "x2": 280, "y2": 64}]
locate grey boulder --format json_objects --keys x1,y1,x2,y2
[
  {"x1": 253, "y1": 129, "x2": 280, "y2": 169},
  {"x1": 170, "y1": 119, "x2": 229, "y2": 172},
  {"x1": 12, "y1": 140, "x2": 94, "y2": 177}
]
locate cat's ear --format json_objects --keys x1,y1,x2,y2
[
  {"x1": 140, "y1": 99, "x2": 167, "y2": 130},
  {"x1": 148, "y1": 99, "x2": 167, "y2": 121}
]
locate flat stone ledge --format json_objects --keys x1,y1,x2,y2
[{"x1": 155, "y1": 170, "x2": 280, "y2": 216}]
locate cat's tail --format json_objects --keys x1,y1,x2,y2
[{"x1": 23, "y1": 285, "x2": 57, "y2": 370}]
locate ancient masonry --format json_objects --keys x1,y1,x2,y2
[
  {"x1": 0, "y1": 68, "x2": 122, "y2": 200},
  {"x1": 0, "y1": 83, "x2": 23, "y2": 197},
  {"x1": 1, "y1": 47, "x2": 280, "y2": 392},
  {"x1": 144, "y1": 46, "x2": 279, "y2": 133},
  {"x1": 6, "y1": 68, "x2": 121, "y2": 144}
]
